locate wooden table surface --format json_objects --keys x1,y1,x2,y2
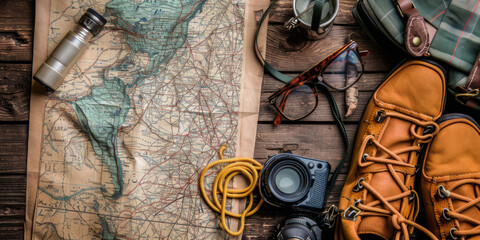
[{"x1": 0, "y1": 0, "x2": 478, "y2": 239}]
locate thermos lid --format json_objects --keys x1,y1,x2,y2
[
  {"x1": 87, "y1": 8, "x2": 107, "y2": 25},
  {"x1": 79, "y1": 8, "x2": 107, "y2": 36}
]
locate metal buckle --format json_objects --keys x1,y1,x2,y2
[
  {"x1": 284, "y1": 17, "x2": 301, "y2": 30},
  {"x1": 342, "y1": 199, "x2": 362, "y2": 221},
  {"x1": 320, "y1": 205, "x2": 339, "y2": 228}
]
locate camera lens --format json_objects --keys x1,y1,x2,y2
[
  {"x1": 275, "y1": 168, "x2": 301, "y2": 194},
  {"x1": 268, "y1": 159, "x2": 310, "y2": 203},
  {"x1": 274, "y1": 215, "x2": 322, "y2": 240}
]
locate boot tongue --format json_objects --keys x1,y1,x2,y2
[{"x1": 356, "y1": 117, "x2": 415, "y2": 239}]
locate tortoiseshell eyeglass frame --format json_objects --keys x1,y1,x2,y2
[{"x1": 268, "y1": 40, "x2": 365, "y2": 125}]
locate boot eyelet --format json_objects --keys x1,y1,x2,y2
[
  {"x1": 423, "y1": 125, "x2": 435, "y2": 134},
  {"x1": 353, "y1": 178, "x2": 365, "y2": 192},
  {"x1": 362, "y1": 154, "x2": 369, "y2": 162},
  {"x1": 366, "y1": 135, "x2": 375, "y2": 145},
  {"x1": 375, "y1": 110, "x2": 386, "y2": 122},
  {"x1": 442, "y1": 208, "x2": 452, "y2": 221},
  {"x1": 449, "y1": 228, "x2": 458, "y2": 239},
  {"x1": 408, "y1": 190, "x2": 416, "y2": 202},
  {"x1": 438, "y1": 185, "x2": 451, "y2": 198}
]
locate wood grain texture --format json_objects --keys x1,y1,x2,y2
[
  {"x1": 0, "y1": 175, "x2": 25, "y2": 240},
  {"x1": 254, "y1": 123, "x2": 356, "y2": 172},
  {"x1": 0, "y1": 0, "x2": 34, "y2": 62},
  {"x1": 0, "y1": 64, "x2": 32, "y2": 121},
  {"x1": 262, "y1": 73, "x2": 386, "y2": 93},
  {"x1": 264, "y1": 24, "x2": 397, "y2": 72},
  {"x1": 259, "y1": 73, "x2": 385, "y2": 122},
  {"x1": 0, "y1": 124, "x2": 28, "y2": 174},
  {"x1": 269, "y1": 0, "x2": 357, "y2": 25},
  {"x1": 0, "y1": 175, "x2": 25, "y2": 204},
  {"x1": 0, "y1": 1, "x2": 32, "y2": 239},
  {"x1": 259, "y1": 90, "x2": 373, "y2": 122}
]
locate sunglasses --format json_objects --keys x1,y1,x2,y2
[{"x1": 268, "y1": 40, "x2": 367, "y2": 125}]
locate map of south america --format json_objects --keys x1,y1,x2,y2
[{"x1": 33, "y1": 0, "x2": 246, "y2": 239}]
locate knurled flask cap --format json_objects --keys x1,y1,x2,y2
[{"x1": 79, "y1": 8, "x2": 107, "y2": 36}]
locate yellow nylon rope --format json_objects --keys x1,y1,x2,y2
[{"x1": 199, "y1": 145, "x2": 264, "y2": 236}]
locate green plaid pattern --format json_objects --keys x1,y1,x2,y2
[{"x1": 365, "y1": 0, "x2": 480, "y2": 98}]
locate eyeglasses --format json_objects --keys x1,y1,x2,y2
[{"x1": 268, "y1": 40, "x2": 366, "y2": 125}]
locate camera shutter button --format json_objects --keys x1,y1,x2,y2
[{"x1": 308, "y1": 162, "x2": 314, "y2": 168}]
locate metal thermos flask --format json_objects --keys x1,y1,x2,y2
[{"x1": 33, "y1": 8, "x2": 107, "y2": 91}]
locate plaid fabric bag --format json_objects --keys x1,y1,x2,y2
[{"x1": 353, "y1": 0, "x2": 480, "y2": 109}]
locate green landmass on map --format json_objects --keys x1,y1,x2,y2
[{"x1": 70, "y1": 0, "x2": 205, "y2": 200}]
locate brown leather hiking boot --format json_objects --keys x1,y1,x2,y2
[
  {"x1": 336, "y1": 60, "x2": 446, "y2": 240},
  {"x1": 421, "y1": 114, "x2": 480, "y2": 240}
]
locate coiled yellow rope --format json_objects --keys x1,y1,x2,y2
[{"x1": 199, "y1": 145, "x2": 264, "y2": 236}]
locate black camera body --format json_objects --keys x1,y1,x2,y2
[{"x1": 259, "y1": 153, "x2": 330, "y2": 212}]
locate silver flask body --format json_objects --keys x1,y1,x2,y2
[{"x1": 34, "y1": 8, "x2": 106, "y2": 91}]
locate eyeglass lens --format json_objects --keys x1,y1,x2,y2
[
  {"x1": 322, "y1": 49, "x2": 362, "y2": 90},
  {"x1": 274, "y1": 84, "x2": 316, "y2": 120}
]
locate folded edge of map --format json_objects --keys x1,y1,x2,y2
[{"x1": 26, "y1": 0, "x2": 270, "y2": 239}]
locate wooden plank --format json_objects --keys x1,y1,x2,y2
[
  {"x1": 0, "y1": 174, "x2": 26, "y2": 239},
  {"x1": 269, "y1": 0, "x2": 357, "y2": 25},
  {"x1": 0, "y1": 1, "x2": 33, "y2": 239},
  {"x1": 254, "y1": 123, "x2": 357, "y2": 173},
  {"x1": 264, "y1": 24, "x2": 397, "y2": 72},
  {"x1": 0, "y1": 64, "x2": 32, "y2": 121},
  {"x1": 262, "y1": 73, "x2": 386, "y2": 93},
  {"x1": 0, "y1": 203, "x2": 25, "y2": 239},
  {"x1": 258, "y1": 73, "x2": 386, "y2": 122},
  {"x1": 0, "y1": 124, "x2": 28, "y2": 142},
  {"x1": 0, "y1": 0, "x2": 34, "y2": 62},
  {"x1": 0, "y1": 205, "x2": 24, "y2": 219},
  {"x1": 259, "y1": 90, "x2": 373, "y2": 122},
  {"x1": 0, "y1": 144, "x2": 27, "y2": 175},
  {"x1": 0, "y1": 225, "x2": 23, "y2": 240},
  {"x1": 0, "y1": 124, "x2": 28, "y2": 174},
  {"x1": 0, "y1": 175, "x2": 26, "y2": 204}
]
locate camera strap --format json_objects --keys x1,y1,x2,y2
[
  {"x1": 254, "y1": 2, "x2": 349, "y2": 226},
  {"x1": 254, "y1": 0, "x2": 292, "y2": 84}
]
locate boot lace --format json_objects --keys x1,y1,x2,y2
[
  {"x1": 438, "y1": 179, "x2": 480, "y2": 239},
  {"x1": 347, "y1": 111, "x2": 439, "y2": 240}
]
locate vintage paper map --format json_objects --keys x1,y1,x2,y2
[{"x1": 27, "y1": 0, "x2": 268, "y2": 239}]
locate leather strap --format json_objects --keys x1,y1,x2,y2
[
  {"x1": 317, "y1": 82, "x2": 349, "y2": 200},
  {"x1": 394, "y1": 0, "x2": 437, "y2": 57},
  {"x1": 311, "y1": 0, "x2": 327, "y2": 33},
  {"x1": 254, "y1": 0, "x2": 293, "y2": 83},
  {"x1": 466, "y1": 50, "x2": 480, "y2": 90}
]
